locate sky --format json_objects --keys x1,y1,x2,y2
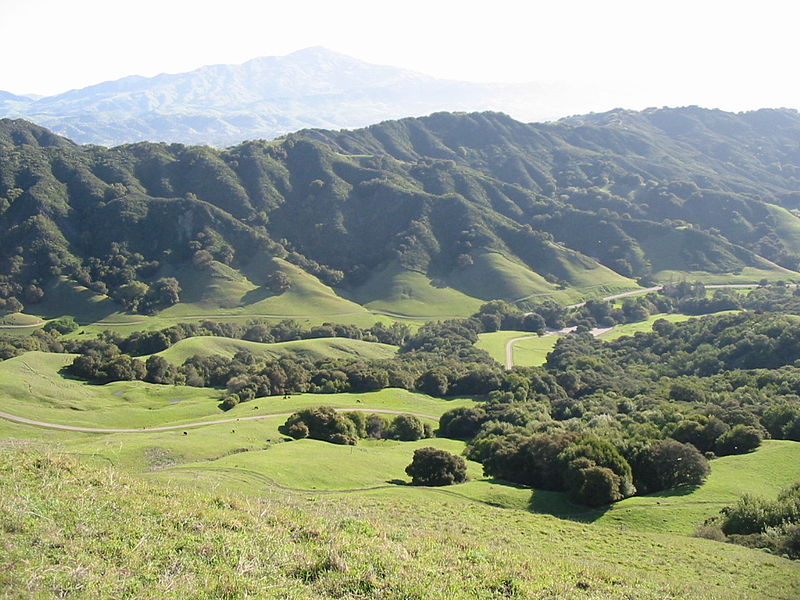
[{"x1": 1, "y1": 0, "x2": 798, "y2": 112}]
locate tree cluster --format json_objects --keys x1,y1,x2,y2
[{"x1": 279, "y1": 406, "x2": 432, "y2": 445}]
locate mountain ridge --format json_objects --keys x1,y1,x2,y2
[{"x1": 0, "y1": 107, "x2": 798, "y2": 320}]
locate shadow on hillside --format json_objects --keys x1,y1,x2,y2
[
  {"x1": 528, "y1": 488, "x2": 612, "y2": 523},
  {"x1": 240, "y1": 286, "x2": 279, "y2": 305},
  {"x1": 641, "y1": 484, "x2": 702, "y2": 498}
]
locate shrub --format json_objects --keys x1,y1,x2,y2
[
  {"x1": 632, "y1": 439, "x2": 710, "y2": 494},
  {"x1": 570, "y1": 465, "x2": 622, "y2": 507},
  {"x1": 365, "y1": 414, "x2": 389, "y2": 439},
  {"x1": 43, "y1": 316, "x2": 79, "y2": 335},
  {"x1": 388, "y1": 414, "x2": 427, "y2": 441},
  {"x1": 438, "y1": 407, "x2": 487, "y2": 439},
  {"x1": 280, "y1": 406, "x2": 357, "y2": 445},
  {"x1": 220, "y1": 394, "x2": 240, "y2": 411},
  {"x1": 405, "y1": 447, "x2": 467, "y2": 486},
  {"x1": 558, "y1": 436, "x2": 635, "y2": 498},
  {"x1": 715, "y1": 425, "x2": 762, "y2": 456}
]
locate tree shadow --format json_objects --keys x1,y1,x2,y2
[
  {"x1": 385, "y1": 479, "x2": 408, "y2": 486},
  {"x1": 645, "y1": 484, "x2": 702, "y2": 498},
  {"x1": 240, "y1": 286, "x2": 278, "y2": 305},
  {"x1": 528, "y1": 488, "x2": 612, "y2": 523}
]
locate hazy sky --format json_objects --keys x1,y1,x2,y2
[{"x1": 1, "y1": 0, "x2": 797, "y2": 111}]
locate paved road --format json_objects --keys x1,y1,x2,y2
[
  {"x1": 503, "y1": 335, "x2": 539, "y2": 369},
  {"x1": 0, "y1": 407, "x2": 437, "y2": 434},
  {"x1": 561, "y1": 283, "x2": 762, "y2": 311},
  {"x1": 503, "y1": 326, "x2": 612, "y2": 369}
]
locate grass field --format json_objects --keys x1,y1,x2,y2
[
  {"x1": 597, "y1": 311, "x2": 743, "y2": 340},
  {"x1": 2, "y1": 449, "x2": 797, "y2": 599},
  {"x1": 0, "y1": 352, "x2": 473, "y2": 428},
  {"x1": 155, "y1": 336, "x2": 398, "y2": 364},
  {"x1": 653, "y1": 266, "x2": 800, "y2": 284},
  {"x1": 475, "y1": 330, "x2": 558, "y2": 367},
  {"x1": 2, "y1": 352, "x2": 800, "y2": 599}
]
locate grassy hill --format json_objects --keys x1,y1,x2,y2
[
  {"x1": 1, "y1": 348, "x2": 800, "y2": 598},
  {"x1": 0, "y1": 352, "x2": 469, "y2": 430},
  {"x1": 1, "y1": 449, "x2": 797, "y2": 599},
  {"x1": 155, "y1": 336, "x2": 398, "y2": 364},
  {"x1": 159, "y1": 258, "x2": 369, "y2": 319},
  {"x1": 3, "y1": 109, "x2": 800, "y2": 325},
  {"x1": 346, "y1": 262, "x2": 484, "y2": 317}
]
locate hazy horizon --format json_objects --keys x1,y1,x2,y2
[{"x1": 1, "y1": 0, "x2": 798, "y2": 117}]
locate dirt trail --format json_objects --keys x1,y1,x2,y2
[{"x1": 0, "y1": 407, "x2": 437, "y2": 434}]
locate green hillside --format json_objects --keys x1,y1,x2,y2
[
  {"x1": 156, "y1": 336, "x2": 398, "y2": 364},
  {"x1": 347, "y1": 262, "x2": 484, "y2": 317},
  {"x1": 475, "y1": 330, "x2": 559, "y2": 367},
  {"x1": 2, "y1": 449, "x2": 797, "y2": 599},
  {"x1": 2, "y1": 109, "x2": 800, "y2": 322}
]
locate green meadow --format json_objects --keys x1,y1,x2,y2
[{"x1": 475, "y1": 330, "x2": 559, "y2": 367}]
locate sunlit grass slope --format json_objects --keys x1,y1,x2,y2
[
  {"x1": 765, "y1": 203, "x2": 800, "y2": 255},
  {"x1": 156, "y1": 336, "x2": 397, "y2": 364},
  {"x1": 0, "y1": 352, "x2": 471, "y2": 429},
  {"x1": 1, "y1": 450, "x2": 797, "y2": 600},
  {"x1": 475, "y1": 330, "x2": 558, "y2": 367},
  {"x1": 159, "y1": 258, "x2": 369, "y2": 318},
  {"x1": 446, "y1": 251, "x2": 559, "y2": 301},
  {"x1": 347, "y1": 262, "x2": 484, "y2": 317}
]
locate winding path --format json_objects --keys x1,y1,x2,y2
[
  {"x1": 503, "y1": 335, "x2": 539, "y2": 369},
  {"x1": 0, "y1": 407, "x2": 437, "y2": 435}
]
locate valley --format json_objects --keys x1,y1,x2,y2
[{"x1": 2, "y1": 107, "x2": 800, "y2": 599}]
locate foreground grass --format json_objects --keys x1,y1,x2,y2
[{"x1": 1, "y1": 449, "x2": 797, "y2": 600}]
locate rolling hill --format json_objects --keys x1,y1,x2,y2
[{"x1": 1, "y1": 107, "x2": 799, "y2": 323}]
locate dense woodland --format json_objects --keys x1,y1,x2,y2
[{"x1": 2, "y1": 108, "x2": 800, "y2": 315}]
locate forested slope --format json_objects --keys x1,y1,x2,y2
[{"x1": 1, "y1": 107, "x2": 799, "y2": 318}]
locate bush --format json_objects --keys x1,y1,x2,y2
[
  {"x1": 715, "y1": 425, "x2": 762, "y2": 456},
  {"x1": 632, "y1": 439, "x2": 710, "y2": 494},
  {"x1": 42, "y1": 316, "x2": 79, "y2": 335},
  {"x1": 570, "y1": 465, "x2": 622, "y2": 507},
  {"x1": 405, "y1": 447, "x2": 467, "y2": 486},
  {"x1": 220, "y1": 394, "x2": 240, "y2": 411},
  {"x1": 388, "y1": 414, "x2": 427, "y2": 441},
  {"x1": 558, "y1": 436, "x2": 635, "y2": 498},
  {"x1": 365, "y1": 414, "x2": 389, "y2": 439},
  {"x1": 438, "y1": 407, "x2": 487, "y2": 439},
  {"x1": 280, "y1": 406, "x2": 357, "y2": 445}
]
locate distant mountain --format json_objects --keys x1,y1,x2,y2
[
  {"x1": 0, "y1": 107, "x2": 798, "y2": 320},
  {"x1": 0, "y1": 48, "x2": 637, "y2": 147},
  {"x1": 0, "y1": 91, "x2": 32, "y2": 102}
]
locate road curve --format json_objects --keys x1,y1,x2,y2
[
  {"x1": 0, "y1": 407, "x2": 437, "y2": 435},
  {"x1": 503, "y1": 335, "x2": 538, "y2": 369}
]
